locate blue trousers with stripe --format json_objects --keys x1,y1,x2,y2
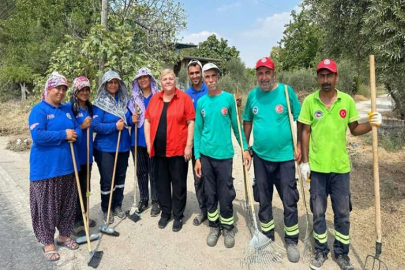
[
  {"x1": 94, "y1": 149, "x2": 129, "y2": 213},
  {"x1": 253, "y1": 153, "x2": 299, "y2": 244},
  {"x1": 310, "y1": 171, "x2": 351, "y2": 256},
  {"x1": 201, "y1": 155, "x2": 236, "y2": 230}
]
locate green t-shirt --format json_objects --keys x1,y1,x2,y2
[
  {"x1": 194, "y1": 91, "x2": 248, "y2": 160},
  {"x1": 298, "y1": 89, "x2": 360, "y2": 173},
  {"x1": 242, "y1": 84, "x2": 301, "y2": 162}
]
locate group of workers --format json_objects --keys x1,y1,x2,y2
[{"x1": 28, "y1": 56, "x2": 382, "y2": 270}]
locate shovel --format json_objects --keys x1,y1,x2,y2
[
  {"x1": 128, "y1": 104, "x2": 141, "y2": 222},
  {"x1": 99, "y1": 130, "x2": 121, "y2": 237},
  {"x1": 70, "y1": 142, "x2": 103, "y2": 268},
  {"x1": 363, "y1": 56, "x2": 388, "y2": 270}
]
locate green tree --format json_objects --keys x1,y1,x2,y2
[
  {"x1": 362, "y1": 0, "x2": 405, "y2": 119},
  {"x1": 275, "y1": 5, "x2": 322, "y2": 71},
  {"x1": 194, "y1": 35, "x2": 240, "y2": 72}
]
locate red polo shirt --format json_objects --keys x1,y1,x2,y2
[{"x1": 145, "y1": 88, "x2": 195, "y2": 157}]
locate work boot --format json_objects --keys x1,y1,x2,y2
[
  {"x1": 310, "y1": 250, "x2": 327, "y2": 270},
  {"x1": 103, "y1": 212, "x2": 114, "y2": 224},
  {"x1": 172, "y1": 219, "x2": 183, "y2": 232},
  {"x1": 193, "y1": 213, "x2": 207, "y2": 226},
  {"x1": 286, "y1": 243, "x2": 300, "y2": 263},
  {"x1": 113, "y1": 206, "x2": 126, "y2": 219},
  {"x1": 150, "y1": 201, "x2": 161, "y2": 217},
  {"x1": 336, "y1": 254, "x2": 354, "y2": 270},
  {"x1": 207, "y1": 227, "x2": 221, "y2": 247},
  {"x1": 223, "y1": 228, "x2": 235, "y2": 248},
  {"x1": 137, "y1": 200, "x2": 149, "y2": 213}
]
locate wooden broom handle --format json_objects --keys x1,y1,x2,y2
[
  {"x1": 86, "y1": 128, "x2": 90, "y2": 225},
  {"x1": 70, "y1": 143, "x2": 92, "y2": 252},
  {"x1": 284, "y1": 85, "x2": 309, "y2": 213},
  {"x1": 370, "y1": 55, "x2": 382, "y2": 244},
  {"x1": 106, "y1": 130, "x2": 122, "y2": 224}
]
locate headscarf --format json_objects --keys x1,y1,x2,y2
[
  {"x1": 70, "y1": 76, "x2": 93, "y2": 117},
  {"x1": 41, "y1": 72, "x2": 69, "y2": 100},
  {"x1": 127, "y1": 67, "x2": 159, "y2": 128},
  {"x1": 93, "y1": 70, "x2": 129, "y2": 125}
]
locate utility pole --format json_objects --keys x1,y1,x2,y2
[{"x1": 99, "y1": 0, "x2": 108, "y2": 84}]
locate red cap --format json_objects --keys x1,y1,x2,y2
[
  {"x1": 255, "y1": 57, "x2": 275, "y2": 70},
  {"x1": 317, "y1": 59, "x2": 337, "y2": 73}
]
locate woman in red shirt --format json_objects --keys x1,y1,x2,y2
[{"x1": 145, "y1": 69, "x2": 195, "y2": 232}]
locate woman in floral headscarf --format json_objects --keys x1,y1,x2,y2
[
  {"x1": 67, "y1": 76, "x2": 96, "y2": 235},
  {"x1": 127, "y1": 68, "x2": 160, "y2": 217},
  {"x1": 29, "y1": 72, "x2": 81, "y2": 261},
  {"x1": 93, "y1": 70, "x2": 131, "y2": 223}
]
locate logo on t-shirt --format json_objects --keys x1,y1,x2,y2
[
  {"x1": 77, "y1": 112, "x2": 84, "y2": 118},
  {"x1": 339, "y1": 109, "x2": 347, "y2": 118},
  {"x1": 66, "y1": 113, "x2": 72, "y2": 119},
  {"x1": 47, "y1": 114, "x2": 55, "y2": 120},
  {"x1": 221, "y1": 107, "x2": 228, "y2": 116},
  {"x1": 253, "y1": 106, "x2": 259, "y2": 114},
  {"x1": 314, "y1": 110, "x2": 323, "y2": 119},
  {"x1": 275, "y1": 105, "x2": 284, "y2": 114},
  {"x1": 201, "y1": 109, "x2": 206, "y2": 118}
]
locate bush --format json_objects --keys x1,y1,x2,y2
[
  {"x1": 218, "y1": 58, "x2": 257, "y2": 94},
  {"x1": 277, "y1": 68, "x2": 318, "y2": 92}
]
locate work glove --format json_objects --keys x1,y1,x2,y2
[
  {"x1": 300, "y1": 162, "x2": 311, "y2": 182},
  {"x1": 368, "y1": 112, "x2": 382, "y2": 127}
]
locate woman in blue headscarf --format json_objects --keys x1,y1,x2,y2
[
  {"x1": 93, "y1": 70, "x2": 131, "y2": 224},
  {"x1": 128, "y1": 68, "x2": 160, "y2": 217}
]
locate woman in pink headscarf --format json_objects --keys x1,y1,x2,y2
[{"x1": 29, "y1": 72, "x2": 81, "y2": 261}]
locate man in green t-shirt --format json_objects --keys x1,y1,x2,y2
[
  {"x1": 299, "y1": 59, "x2": 382, "y2": 270},
  {"x1": 194, "y1": 63, "x2": 251, "y2": 249},
  {"x1": 242, "y1": 57, "x2": 302, "y2": 263}
]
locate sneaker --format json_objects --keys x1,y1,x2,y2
[
  {"x1": 113, "y1": 206, "x2": 126, "y2": 219},
  {"x1": 207, "y1": 227, "x2": 221, "y2": 247},
  {"x1": 103, "y1": 212, "x2": 114, "y2": 224},
  {"x1": 172, "y1": 219, "x2": 183, "y2": 232},
  {"x1": 72, "y1": 223, "x2": 85, "y2": 237},
  {"x1": 223, "y1": 228, "x2": 235, "y2": 248},
  {"x1": 193, "y1": 213, "x2": 207, "y2": 226},
  {"x1": 158, "y1": 216, "x2": 170, "y2": 229},
  {"x1": 75, "y1": 219, "x2": 96, "y2": 228},
  {"x1": 286, "y1": 243, "x2": 300, "y2": 263},
  {"x1": 137, "y1": 200, "x2": 149, "y2": 213},
  {"x1": 336, "y1": 254, "x2": 354, "y2": 270},
  {"x1": 150, "y1": 201, "x2": 161, "y2": 217},
  {"x1": 310, "y1": 251, "x2": 327, "y2": 270}
]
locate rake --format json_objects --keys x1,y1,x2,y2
[
  {"x1": 363, "y1": 56, "x2": 388, "y2": 270},
  {"x1": 233, "y1": 94, "x2": 285, "y2": 268},
  {"x1": 284, "y1": 85, "x2": 312, "y2": 262}
]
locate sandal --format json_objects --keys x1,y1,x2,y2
[
  {"x1": 42, "y1": 247, "x2": 60, "y2": 261},
  {"x1": 56, "y1": 239, "x2": 79, "y2": 250}
]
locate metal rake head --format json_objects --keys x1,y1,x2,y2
[{"x1": 364, "y1": 254, "x2": 388, "y2": 270}]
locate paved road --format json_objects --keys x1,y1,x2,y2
[{"x1": 0, "y1": 189, "x2": 55, "y2": 270}]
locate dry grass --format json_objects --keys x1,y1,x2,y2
[{"x1": 0, "y1": 100, "x2": 31, "y2": 136}]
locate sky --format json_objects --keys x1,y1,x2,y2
[{"x1": 178, "y1": 0, "x2": 302, "y2": 68}]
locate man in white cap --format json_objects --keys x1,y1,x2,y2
[
  {"x1": 299, "y1": 59, "x2": 382, "y2": 270},
  {"x1": 242, "y1": 56, "x2": 302, "y2": 263},
  {"x1": 194, "y1": 62, "x2": 251, "y2": 248}
]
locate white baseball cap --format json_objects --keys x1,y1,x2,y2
[{"x1": 202, "y1": 63, "x2": 221, "y2": 75}]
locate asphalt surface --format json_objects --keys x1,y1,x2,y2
[{"x1": 0, "y1": 190, "x2": 55, "y2": 270}]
